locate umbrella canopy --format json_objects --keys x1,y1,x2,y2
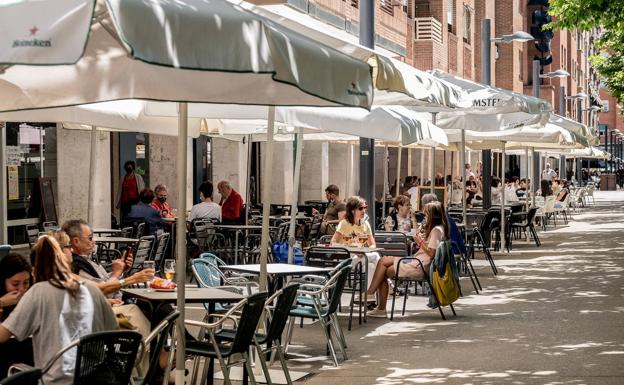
[
  {"x1": 247, "y1": 3, "x2": 468, "y2": 110},
  {"x1": 0, "y1": 0, "x2": 373, "y2": 111}
]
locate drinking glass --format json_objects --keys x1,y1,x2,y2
[
  {"x1": 164, "y1": 259, "x2": 176, "y2": 282},
  {"x1": 143, "y1": 261, "x2": 156, "y2": 291}
]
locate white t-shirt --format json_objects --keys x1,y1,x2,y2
[
  {"x1": 542, "y1": 168, "x2": 557, "y2": 181},
  {"x1": 189, "y1": 201, "x2": 222, "y2": 222}
]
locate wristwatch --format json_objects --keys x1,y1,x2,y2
[{"x1": 118, "y1": 279, "x2": 127, "y2": 288}]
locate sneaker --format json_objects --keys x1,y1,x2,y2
[{"x1": 367, "y1": 308, "x2": 387, "y2": 318}]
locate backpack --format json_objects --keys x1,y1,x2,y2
[{"x1": 430, "y1": 240, "x2": 461, "y2": 307}]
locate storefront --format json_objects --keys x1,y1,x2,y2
[{"x1": 1, "y1": 122, "x2": 58, "y2": 245}]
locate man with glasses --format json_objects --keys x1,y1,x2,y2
[{"x1": 62, "y1": 219, "x2": 153, "y2": 292}]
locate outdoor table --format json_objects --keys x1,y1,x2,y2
[
  {"x1": 214, "y1": 224, "x2": 266, "y2": 265},
  {"x1": 93, "y1": 236, "x2": 138, "y2": 244},
  {"x1": 222, "y1": 263, "x2": 332, "y2": 293},
  {"x1": 121, "y1": 287, "x2": 243, "y2": 385}
]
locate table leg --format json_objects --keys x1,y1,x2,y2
[{"x1": 235, "y1": 231, "x2": 239, "y2": 265}]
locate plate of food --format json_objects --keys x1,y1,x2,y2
[{"x1": 150, "y1": 277, "x2": 177, "y2": 291}]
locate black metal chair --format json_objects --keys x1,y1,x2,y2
[
  {"x1": 509, "y1": 207, "x2": 541, "y2": 247},
  {"x1": 133, "y1": 311, "x2": 180, "y2": 385},
  {"x1": 130, "y1": 235, "x2": 155, "y2": 274},
  {"x1": 42, "y1": 221, "x2": 58, "y2": 232},
  {"x1": 151, "y1": 232, "x2": 170, "y2": 271},
  {"x1": 185, "y1": 292, "x2": 269, "y2": 385},
  {"x1": 467, "y1": 211, "x2": 499, "y2": 275},
  {"x1": 214, "y1": 284, "x2": 300, "y2": 385},
  {"x1": 286, "y1": 265, "x2": 351, "y2": 366},
  {"x1": 304, "y1": 246, "x2": 363, "y2": 330},
  {"x1": 0, "y1": 369, "x2": 41, "y2": 385},
  {"x1": 25, "y1": 224, "x2": 39, "y2": 248},
  {"x1": 34, "y1": 330, "x2": 143, "y2": 385}
]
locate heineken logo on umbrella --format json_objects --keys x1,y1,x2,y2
[{"x1": 12, "y1": 26, "x2": 51, "y2": 48}]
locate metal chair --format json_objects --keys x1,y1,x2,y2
[
  {"x1": 0, "y1": 369, "x2": 41, "y2": 385},
  {"x1": 151, "y1": 232, "x2": 170, "y2": 271},
  {"x1": 25, "y1": 224, "x2": 39, "y2": 248},
  {"x1": 130, "y1": 236, "x2": 155, "y2": 273},
  {"x1": 510, "y1": 207, "x2": 541, "y2": 247},
  {"x1": 185, "y1": 292, "x2": 269, "y2": 385},
  {"x1": 132, "y1": 311, "x2": 180, "y2": 385},
  {"x1": 0, "y1": 244, "x2": 12, "y2": 262},
  {"x1": 286, "y1": 265, "x2": 351, "y2": 366},
  {"x1": 42, "y1": 221, "x2": 58, "y2": 232},
  {"x1": 38, "y1": 330, "x2": 142, "y2": 385}
]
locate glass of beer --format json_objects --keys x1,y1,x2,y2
[
  {"x1": 143, "y1": 261, "x2": 156, "y2": 291},
  {"x1": 164, "y1": 259, "x2": 176, "y2": 282}
]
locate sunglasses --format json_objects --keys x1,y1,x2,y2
[{"x1": 357, "y1": 206, "x2": 368, "y2": 211}]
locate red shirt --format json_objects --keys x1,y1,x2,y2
[
  {"x1": 220, "y1": 189, "x2": 244, "y2": 222},
  {"x1": 151, "y1": 198, "x2": 174, "y2": 218},
  {"x1": 120, "y1": 175, "x2": 139, "y2": 204}
]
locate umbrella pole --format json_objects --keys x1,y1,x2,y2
[
  {"x1": 420, "y1": 148, "x2": 425, "y2": 186},
  {"x1": 175, "y1": 102, "x2": 188, "y2": 385},
  {"x1": 525, "y1": 148, "x2": 530, "y2": 212},
  {"x1": 501, "y1": 142, "x2": 506, "y2": 252},
  {"x1": 287, "y1": 129, "x2": 303, "y2": 264},
  {"x1": 531, "y1": 147, "x2": 536, "y2": 207},
  {"x1": 259, "y1": 107, "x2": 275, "y2": 291},
  {"x1": 461, "y1": 129, "x2": 467, "y2": 227},
  {"x1": 382, "y1": 145, "x2": 388, "y2": 219},
  {"x1": 396, "y1": 145, "x2": 402, "y2": 197},
  {"x1": 88, "y1": 125, "x2": 97, "y2": 225},
  {"x1": 407, "y1": 148, "x2": 412, "y2": 177},
  {"x1": 245, "y1": 134, "x2": 252, "y2": 225},
  {"x1": 346, "y1": 144, "x2": 352, "y2": 197},
  {"x1": 430, "y1": 146, "x2": 435, "y2": 194}
]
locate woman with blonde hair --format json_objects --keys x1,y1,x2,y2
[
  {"x1": 0, "y1": 236, "x2": 117, "y2": 385},
  {"x1": 367, "y1": 201, "x2": 449, "y2": 317}
]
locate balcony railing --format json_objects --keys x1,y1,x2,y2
[{"x1": 414, "y1": 17, "x2": 443, "y2": 44}]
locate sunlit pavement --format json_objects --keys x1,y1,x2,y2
[{"x1": 187, "y1": 191, "x2": 624, "y2": 384}]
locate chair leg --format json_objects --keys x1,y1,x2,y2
[
  {"x1": 243, "y1": 352, "x2": 257, "y2": 385},
  {"x1": 401, "y1": 281, "x2": 409, "y2": 316},
  {"x1": 319, "y1": 319, "x2": 339, "y2": 366},
  {"x1": 329, "y1": 317, "x2": 348, "y2": 361},
  {"x1": 218, "y1": 357, "x2": 232, "y2": 385},
  {"x1": 255, "y1": 343, "x2": 273, "y2": 385},
  {"x1": 390, "y1": 277, "x2": 398, "y2": 321},
  {"x1": 449, "y1": 303, "x2": 457, "y2": 316},
  {"x1": 284, "y1": 316, "x2": 295, "y2": 354},
  {"x1": 275, "y1": 344, "x2": 294, "y2": 385}
]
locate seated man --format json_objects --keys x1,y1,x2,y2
[
  {"x1": 152, "y1": 184, "x2": 175, "y2": 218},
  {"x1": 189, "y1": 181, "x2": 222, "y2": 222},
  {"x1": 320, "y1": 184, "x2": 346, "y2": 235},
  {"x1": 218, "y1": 180, "x2": 244, "y2": 224},
  {"x1": 128, "y1": 188, "x2": 166, "y2": 235}
]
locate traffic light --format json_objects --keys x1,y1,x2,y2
[{"x1": 531, "y1": 9, "x2": 552, "y2": 70}]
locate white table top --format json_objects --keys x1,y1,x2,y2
[
  {"x1": 94, "y1": 236, "x2": 138, "y2": 243},
  {"x1": 322, "y1": 245, "x2": 382, "y2": 253},
  {"x1": 92, "y1": 228, "x2": 122, "y2": 234},
  {"x1": 222, "y1": 263, "x2": 332, "y2": 276}
]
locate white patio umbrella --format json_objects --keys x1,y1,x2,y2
[{"x1": 0, "y1": 1, "x2": 374, "y2": 383}]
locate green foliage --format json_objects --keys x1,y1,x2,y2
[{"x1": 548, "y1": 0, "x2": 624, "y2": 102}]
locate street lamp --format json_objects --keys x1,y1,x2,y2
[
  {"x1": 540, "y1": 69, "x2": 570, "y2": 79},
  {"x1": 492, "y1": 31, "x2": 535, "y2": 43}
]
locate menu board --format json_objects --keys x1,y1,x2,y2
[{"x1": 29, "y1": 177, "x2": 57, "y2": 222}]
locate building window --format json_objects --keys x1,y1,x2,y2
[
  {"x1": 447, "y1": 0, "x2": 455, "y2": 33},
  {"x1": 462, "y1": 5, "x2": 471, "y2": 44}
]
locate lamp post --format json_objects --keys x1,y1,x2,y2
[{"x1": 565, "y1": 92, "x2": 589, "y2": 185}]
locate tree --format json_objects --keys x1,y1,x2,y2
[{"x1": 548, "y1": 1, "x2": 624, "y2": 103}]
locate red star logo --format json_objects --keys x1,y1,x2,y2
[{"x1": 29, "y1": 26, "x2": 38, "y2": 36}]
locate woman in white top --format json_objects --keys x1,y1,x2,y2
[
  {"x1": 189, "y1": 181, "x2": 222, "y2": 222},
  {"x1": 0, "y1": 236, "x2": 117, "y2": 385},
  {"x1": 367, "y1": 201, "x2": 449, "y2": 317}
]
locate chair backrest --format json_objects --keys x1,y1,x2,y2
[
  {"x1": 305, "y1": 246, "x2": 351, "y2": 268},
  {"x1": 191, "y1": 257, "x2": 223, "y2": 287},
  {"x1": 42, "y1": 221, "x2": 59, "y2": 232},
  {"x1": 262, "y1": 283, "x2": 300, "y2": 344},
  {"x1": 306, "y1": 217, "x2": 321, "y2": 244},
  {"x1": 135, "y1": 222, "x2": 146, "y2": 239},
  {"x1": 229, "y1": 292, "x2": 269, "y2": 355},
  {"x1": 325, "y1": 265, "x2": 352, "y2": 316},
  {"x1": 543, "y1": 195, "x2": 556, "y2": 213},
  {"x1": 193, "y1": 220, "x2": 221, "y2": 250},
  {"x1": 374, "y1": 231, "x2": 408, "y2": 257},
  {"x1": 134, "y1": 236, "x2": 155, "y2": 265},
  {"x1": 152, "y1": 232, "x2": 170, "y2": 266},
  {"x1": 121, "y1": 227, "x2": 134, "y2": 238},
  {"x1": 0, "y1": 368, "x2": 42, "y2": 385},
  {"x1": 525, "y1": 207, "x2": 539, "y2": 224},
  {"x1": 73, "y1": 330, "x2": 143, "y2": 385},
  {"x1": 26, "y1": 224, "x2": 39, "y2": 248},
  {"x1": 140, "y1": 311, "x2": 180, "y2": 385},
  {"x1": 318, "y1": 235, "x2": 333, "y2": 244}
]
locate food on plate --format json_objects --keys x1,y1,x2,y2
[{"x1": 150, "y1": 277, "x2": 177, "y2": 290}]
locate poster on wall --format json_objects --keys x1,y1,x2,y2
[
  {"x1": 8, "y1": 165, "x2": 19, "y2": 200},
  {"x1": 6, "y1": 146, "x2": 21, "y2": 166}
]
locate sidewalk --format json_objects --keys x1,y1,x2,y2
[{"x1": 280, "y1": 191, "x2": 624, "y2": 384}]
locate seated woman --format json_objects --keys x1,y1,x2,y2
[
  {"x1": 0, "y1": 236, "x2": 118, "y2": 385},
  {"x1": 554, "y1": 180, "x2": 569, "y2": 209},
  {"x1": 384, "y1": 196, "x2": 414, "y2": 233},
  {"x1": 331, "y1": 196, "x2": 379, "y2": 293},
  {"x1": 491, "y1": 177, "x2": 503, "y2": 205},
  {"x1": 366, "y1": 201, "x2": 449, "y2": 318},
  {"x1": 0, "y1": 254, "x2": 34, "y2": 379}
]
